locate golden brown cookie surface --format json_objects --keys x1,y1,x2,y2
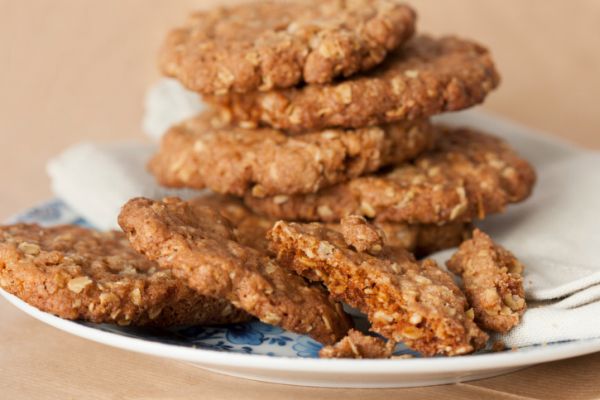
[
  {"x1": 209, "y1": 35, "x2": 499, "y2": 131},
  {"x1": 245, "y1": 127, "x2": 536, "y2": 224},
  {"x1": 268, "y1": 220, "x2": 488, "y2": 356},
  {"x1": 150, "y1": 111, "x2": 435, "y2": 196},
  {"x1": 0, "y1": 224, "x2": 250, "y2": 326},
  {"x1": 118, "y1": 197, "x2": 352, "y2": 345},
  {"x1": 160, "y1": 0, "x2": 416, "y2": 95}
]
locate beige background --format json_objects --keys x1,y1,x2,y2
[{"x1": 0, "y1": 1, "x2": 599, "y2": 399}]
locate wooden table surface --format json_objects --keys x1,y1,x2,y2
[{"x1": 1, "y1": 1, "x2": 599, "y2": 399}]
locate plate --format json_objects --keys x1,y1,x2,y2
[{"x1": 3, "y1": 198, "x2": 600, "y2": 388}]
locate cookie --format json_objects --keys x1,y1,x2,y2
[
  {"x1": 319, "y1": 329, "x2": 394, "y2": 359},
  {"x1": 268, "y1": 219, "x2": 488, "y2": 356},
  {"x1": 159, "y1": 0, "x2": 416, "y2": 95},
  {"x1": 209, "y1": 35, "x2": 500, "y2": 131},
  {"x1": 118, "y1": 197, "x2": 352, "y2": 345},
  {"x1": 149, "y1": 111, "x2": 435, "y2": 197},
  {"x1": 0, "y1": 224, "x2": 250, "y2": 326},
  {"x1": 193, "y1": 194, "x2": 471, "y2": 257},
  {"x1": 245, "y1": 127, "x2": 536, "y2": 224},
  {"x1": 447, "y1": 229, "x2": 526, "y2": 333}
]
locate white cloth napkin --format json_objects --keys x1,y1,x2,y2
[
  {"x1": 142, "y1": 78, "x2": 205, "y2": 141},
  {"x1": 45, "y1": 79, "x2": 600, "y2": 349},
  {"x1": 47, "y1": 141, "x2": 204, "y2": 230},
  {"x1": 428, "y1": 152, "x2": 600, "y2": 347}
]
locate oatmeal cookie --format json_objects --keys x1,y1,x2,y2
[
  {"x1": 209, "y1": 35, "x2": 499, "y2": 131},
  {"x1": 447, "y1": 229, "x2": 526, "y2": 333},
  {"x1": 268, "y1": 220, "x2": 488, "y2": 356},
  {"x1": 160, "y1": 0, "x2": 416, "y2": 95},
  {"x1": 319, "y1": 329, "x2": 395, "y2": 359},
  {"x1": 194, "y1": 195, "x2": 471, "y2": 257},
  {"x1": 245, "y1": 127, "x2": 536, "y2": 224},
  {"x1": 149, "y1": 111, "x2": 435, "y2": 196},
  {"x1": 0, "y1": 224, "x2": 250, "y2": 326},
  {"x1": 118, "y1": 197, "x2": 352, "y2": 344}
]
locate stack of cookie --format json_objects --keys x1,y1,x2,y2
[
  {"x1": 150, "y1": 0, "x2": 535, "y2": 257},
  {"x1": 0, "y1": 0, "x2": 538, "y2": 359}
]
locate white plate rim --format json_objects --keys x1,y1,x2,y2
[{"x1": 4, "y1": 288, "x2": 600, "y2": 374}]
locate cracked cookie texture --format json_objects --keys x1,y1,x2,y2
[
  {"x1": 209, "y1": 35, "x2": 499, "y2": 131},
  {"x1": 245, "y1": 127, "x2": 536, "y2": 224},
  {"x1": 118, "y1": 197, "x2": 353, "y2": 345},
  {"x1": 0, "y1": 224, "x2": 250, "y2": 326},
  {"x1": 149, "y1": 110, "x2": 435, "y2": 196},
  {"x1": 160, "y1": 0, "x2": 416, "y2": 95},
  {"x1": 447, "y1": 229, "x2": 526, "y2": 333},
  {"x1": 268, "y1": 220, "x2": 488, "y2": 356}
]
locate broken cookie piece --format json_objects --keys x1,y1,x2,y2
[
  {"x1": 319, "y1": 329, "x2": 395, "y2": 359},
  {"x1": 0, "y1": 224, "x2": 251, "y2": 326},
  {"x1": 118, "y1": 197, "x2": 352, "y2": 344},
  {"x1": 268, "y1": 220, "x2": 488, "y2": 356},
  {"x1": 447, "y1": 229, "x2": 526, "y2": 333}
]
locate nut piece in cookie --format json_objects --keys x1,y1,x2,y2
[
  {"x1": 268, "y1": 220, "x2": 488, "y2": 356},
  {"x1": 160, "y1": 0, "x2": 416, "y2": 95},
  {"x1": 118, "y1": 197, "x2": 352, "y2": 345},
  {"x1": 319, "y1": 329, "x2": 395, "y2": 359},
  {"x1": 447, "y1": 229, "x2": 526, "y2": 333},
  {"x1": 0, "y1": 224, "x2": 250, "y2": 326},
  {"x1": 245, "y1": 127, "x2": 536, "y2": 225},
  {"x1": 149, "y1": 110, "x2": 435, "y2": 196},
  {"x1": 209, "y1": 35, "x2": 500, "y2": 131},
  {"x1": 193, "y1": 194, "x2": 472, "y2": 258}
]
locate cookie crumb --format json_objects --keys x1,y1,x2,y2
[{"x1": 320, "y1": 329, "x2": 395, "y2": 359}]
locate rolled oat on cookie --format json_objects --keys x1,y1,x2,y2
[
  {"x1": 268, "y1": 218, "x2": 488, "y2": 356},
  {"x1": 118, "y1": 197, "x2": 353, "y2": 345},
  {"x1": 0, "y1": 224, "x2": 250, "y2": 326},
  {"x1": 149, "y1": 110, "x2": 435, "y2": 197},
  {"x1": 245, "y1": 127, "x2": 536, "y2": 225},
  {"x1": 209, "y1": 35, "x2": 499, "y2": 131},
  {"x1": 447, "y1": 229, "x2": 526, "y2": 333}
]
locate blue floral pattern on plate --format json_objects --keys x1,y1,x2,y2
[{"x1": 81, "y1": 321, "x2": 323, "y2": 358}]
